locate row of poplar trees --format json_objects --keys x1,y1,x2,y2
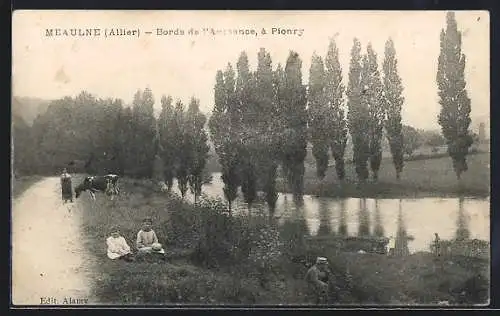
[
  {"x1": 209, "y1": 39, "x2": 405, "y2": 214},
  {"x1": 209, "y1": 11, "x2": 474, "y2": 214}
]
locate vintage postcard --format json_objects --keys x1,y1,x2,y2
[{"x1": 11, "y1": 10, "x2": 490, "y2": 307}]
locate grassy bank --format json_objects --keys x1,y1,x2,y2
[
  {"x1": 79, "y1": 177, "x2": 489, "y2": 305},
  {"x1": 11, "y1": 175, "x2": 43, "y2": 199},
  {"x1": 277, "y1": 152, "x2": 490, "y2": 198}
]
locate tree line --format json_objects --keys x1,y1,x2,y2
[
  {"x1": 13, "y1": 89, "x2": 210, "y2": 202},
  {"x1": 12, "y1": 12, "x2": 474, "y2": 213},
  {"x1": 208, "y1": 11, "x2": 474, "y2": 213},
  {"x1": 208, "y1": 37, "x2": 403, "y2": 214}
]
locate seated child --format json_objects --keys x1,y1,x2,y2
[
  {"x1": 136, "y1": 217, "x2": 166, "y2": 257},
  {"x1": 106, "y1": 226, "x2": 134, "y2": 261}
]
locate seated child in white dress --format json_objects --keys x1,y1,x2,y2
[
  {"x1": 106, "y1": 226, "x2": 134, "y2": 261},
  {"x1": 136, "y1": 217, "x2": 166, "y2": 257}
]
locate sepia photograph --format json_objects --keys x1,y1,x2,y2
[{"x1": 11, "y1": 10, "x2": 490, "y2": 306}]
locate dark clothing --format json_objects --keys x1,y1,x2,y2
[
  {"x1": 118, "y1": 253, "x2": 135, "y2": 262},
  {"x1": 433, "y1": 234, "x2": 441, "y2": 257},
  {"x1": 60, "y1": 174, "x2": 73, "y2": 202},
  {"x1": 305, "y1": 265, "x2": 330, "y2": 304}
]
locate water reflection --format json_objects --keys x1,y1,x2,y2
[
  {"x1": 456, "y1": 196, "x2": 470, "y2": 241},
  {"x1": 338, "y1": 198, "x2": 348, "y2": 236},
  {"x1": 373, "y1": 200, "x2": 384, "y2": 237},
  {"x1": 357, "y1": 199, "x2": 370, "y2": 237},
  {"x1": 317, "y1": 199, "x2": 332, "y2": 236},
  {"x1": 180, "y1": 173, "x2": 489, "y2": 254},
  {"x1": 394, "y1": 199, "x2": 410, "y2": 256}
]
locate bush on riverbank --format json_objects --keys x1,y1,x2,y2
[{"x1": 80, "y1": 177, "x2": 489, "y2": 305}]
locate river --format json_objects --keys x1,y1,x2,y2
[{"x1": 173, "y1": 173, "x2": 490, "y2": 254}]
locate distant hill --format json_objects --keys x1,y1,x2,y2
[{"x1": 12, "y1": 96, "x2": 52, "y2": 126}]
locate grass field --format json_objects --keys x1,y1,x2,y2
[
  {"x1": 277, "y1": 152, "x2": 490, "y2": 198},
  {"x1": 76, "y1": 177, "x2": 489, "y2": 305}
]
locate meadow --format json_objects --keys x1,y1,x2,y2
[
  {"x1": 279, "y1": 152, "x2": 490, "y2": 198},
  {"x1": 76, "y1": 176, "x2": 489, "y2": 305}
]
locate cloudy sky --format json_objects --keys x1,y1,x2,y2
[{"x1": 12, "y1": 10, "x2": 489, "y2": 130}]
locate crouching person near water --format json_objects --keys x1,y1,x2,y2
[
  {"x1": 136, "y1": 217, "x2": 166, "y2": 261},
  {"x1": 305, "y1": 257, "x2": 331, "y2": 304},
  {"x1": 106, "y1": 226, "x2": 134, "y2": 262}
]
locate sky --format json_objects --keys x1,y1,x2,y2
[{"x1": 12, "y1": 10, "x2": 490, "y2": 131}]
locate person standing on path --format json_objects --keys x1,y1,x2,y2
[{"x1": 60, "y1": 168, "x2": 73, "y2": 203}]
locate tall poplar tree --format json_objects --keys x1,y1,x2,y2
[
  {"x1": 187, "y1": 97, "x2": 210, "y2": 203},
  {"x1": 282, "y1": 51, "x2": 308, "y2": 204},
  {"x1": 236, "y1": 52, "x2": 258, "y2": 210},
  {"x1": 364, "y1": 44, "x2": 385, "y2": 181},
  {"x1": 159, "y1": 95, "x2": 176, "y2": 190},
  {"x1": 131, "y1": 88, "x2": 156, "y2": 178},
  {"x1": 173, "y1": 100, "x2": 190, "y2": 198},
  {"x1": 437, "y1": 11, "x2": 473, "y2": 180},
  {"x1": 325, "y1": 38, "x2": 348, "y2": 181},
  {"x1": 308, "y1": 52, "x2": 330, "y2": 180},
  {"x1": 256, "y1": 48, "x2": 279, "y2": 214},
  {"x1": 347, "y1": 38, "x2": 370, "y2": 183},
  {"x1": 382, "y1": 38, "x2": 405, "y2": 180},
  {"x1": 209, "y1": 66, "x2": 241, "y2": 213},
  {"x1": 273, "y1": 63, "x2": 289, "y2": 191}
]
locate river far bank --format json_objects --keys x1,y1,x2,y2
[{"x1": 276, "y1": 152, "x2": 490, "y2": 199}]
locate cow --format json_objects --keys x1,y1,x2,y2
[{"x1": 75, "y1": 174, "x2": 120, "y2": 201}]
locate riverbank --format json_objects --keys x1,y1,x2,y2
[
  {"x1": 277, "y1": 153, "x2": 490, "y2": 199},
  {"x1": 78, "y1": 177, "x2": 489, "y2": 305}
]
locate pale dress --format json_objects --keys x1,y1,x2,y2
[{"x1": 106, "y1": 236, "x2": 131, "y2": 259}]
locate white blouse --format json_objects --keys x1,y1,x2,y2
[{"x1": 106, "y1": 236, "x2": 131, "y2": 259}]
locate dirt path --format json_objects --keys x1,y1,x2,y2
[{"x1": 11, "y1": 177, "x2": 97, "y2": 306}]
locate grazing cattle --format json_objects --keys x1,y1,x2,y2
[{"x1": 75, "y1": 174, "x2": 120, "y2": 201}]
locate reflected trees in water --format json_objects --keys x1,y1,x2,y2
[
  {"x1": 357, "y1": 198, "x2": 370, "y2": 237},
  {"x1": 317, "y1": 199, "x2": 333, "y2": 236},
  {"x1": 394, "y1": 199, "x2": 410, "y2": 256},
  {"x1": 455, "y1": 196, "x2": 470, "y2": 241},
  {"x1": 338, "y1": 198, "x2": 348, "y2": 236},
  {"x1": 373, "y1": 199, "x2": 384, "y2": 237}
]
